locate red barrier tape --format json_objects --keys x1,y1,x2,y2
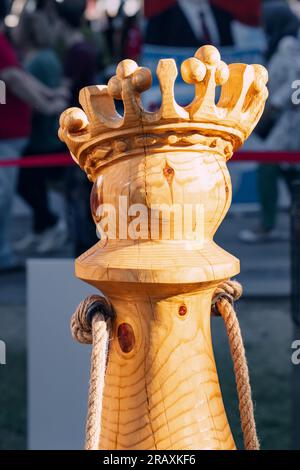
[
  {"x1": 0, "y1": 151, "x2": 300, "y2": 168},
  {"x1": 0, "y1": 153, "x2": 73, "y2": 168}
]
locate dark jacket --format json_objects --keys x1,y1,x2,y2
[{"x1": 145, "y1": 2, "x2": 234, "y2": 48}]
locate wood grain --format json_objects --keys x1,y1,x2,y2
[
  {"x1": 59, "y1": 44, "x2": 268, "y2": 450},
  {"x1": 99, "y1": 286, "x2": 235, "y2": 450}
]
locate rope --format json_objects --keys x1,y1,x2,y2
[
  {"x1": 212, "y1": 280, "x2": 260, "y2": 450},
  {"x1": 71, "y1": 280, "x2": 258, "y2": 451},
  {"x1": 70, "y1": 295, "x2": 114, "y2": 450}
]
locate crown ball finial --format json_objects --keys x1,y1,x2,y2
[
  {"x1": 181, "y1": 57, "x2": 206, "y2": 84},
  {"x1": 252, "y1": 64, "x2": 269, "y2": 92},
  {"x1": 108, "y1": 62, "x2": 152, "y2": 98},
  {"x1": 116, "y1": 59, "x2": 138, "y2": 79},
  {"x1": 215, "y1": 61, "x2": 230, "y2": 85},
  {"x1": 131, "y1": 67, "x2": 152, "y2": 93},
  {"x1": 59, "y1": 107, "x2": 88, "y2": 133},
  {"x1": 195, "y1": 45, "x2": 221, "y2": 66},
  {"x1": 252, "y1": 64, "x2": 268, "y2": 84},
  {"x1": 107, "y1": 75, "x2": 122, "y2": 99}
]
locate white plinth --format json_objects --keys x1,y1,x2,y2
[{"x1": 27, "y1": 259, "x2": 98, "y2": 450}]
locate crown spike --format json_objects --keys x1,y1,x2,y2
[
  {"x1": 120, "y1": 78, "x2": 142, "y2": 125},
  {"x1": 242, "y1": 64, "x2": 269, "y2": 114},
  {"x1": 79, "y1": 85, "x2": 122, "y2": 132},
  {"x1": 155, "y1": 59, "x2": 188, "y2": 120},
  {"x1": 219, "y1": 64, "x2": 255, "y2": 117}
]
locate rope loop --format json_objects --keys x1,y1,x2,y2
[
  {"x1": 71, "y1": 294, "x2": 114, "y2": 450},
  {"x1": 71, "y1": 295, "x2": 114, "y2": 344},
  {"x1": 212, "y1": 280, "x2": 260, "y2": 451},
  {"x1": 212, "y1": 280, "x2": 242, "y2": 316}
]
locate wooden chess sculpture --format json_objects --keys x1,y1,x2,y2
[{"x1": 59, "y1": 45, "x2": 268, "y2": 450}]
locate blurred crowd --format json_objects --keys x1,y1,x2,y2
[
  {"x1": 0, "y1": 0, "x2": 143, "y2": 273},
  {"x1": 0, "y1": 0, "x2": 300, "y2": 273},
  {"x1": 239, "y1": 0, "x2": 300, "y2": 243}
]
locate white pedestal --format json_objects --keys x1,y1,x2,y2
[{"x1": 27, "y1": 259, "x2": 98, "y2": 450}]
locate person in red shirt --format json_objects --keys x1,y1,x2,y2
[{"x1": 0, "y1": 2, "x2": 67, "y2": 272}]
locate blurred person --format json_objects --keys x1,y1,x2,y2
[
  {"x1": 209, "y1": 0, "x2": 261, "y2": 29},
  {"x1": 145, "y1": 0, "x2": 234, "y2": 48},
  {"x1": 104, "y1": 7, "x2": 123, "y2": 62},
  {"x1": 0, "y1": 1, "x2": 67, "y2": 272},
  {"x1": 14, "y1": 10, "x2": 68, "y2": 254},
  {"x1": 54, "y1": 0, "x2": 97, "y2": 107},
  {"x1": 239, "y1": 1, "x2": 300, "y2": 243},
  {"x1": 105, "y1": 5, "x2": 141, "y2": 63},
  {"x1": 121, "y1": 13, "x2": 142, "y2": 61},
  {"x1": 54, "y1": 0, "x2": 98, "y2": 256}
]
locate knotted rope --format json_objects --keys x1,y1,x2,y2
[
  {"x1": 71, "y1": 295, "x2": 114, "y2": 450},
  {"x1": 71, "y1": 280, "x2": 259, "y2": 451},
  {"x1": 212, "y1": 280, "x2": 260, "y2": 450}
]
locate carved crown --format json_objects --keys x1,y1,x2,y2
[{"x1": 59, "y1": 45, "x2": 268, "y2": 181}]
